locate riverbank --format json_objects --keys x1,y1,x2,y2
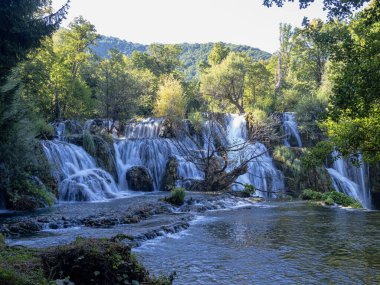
[
  {"x1": 0, "y1": 192, "x2": 256, "y2": 285},
  {"x1": 0, "y1": 192, "x2": 254, "y2": 247}
]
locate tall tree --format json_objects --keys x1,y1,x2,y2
[
  {"x1": 0, "y1": 0, "x2": 69, "y2": 209},
  {"x1": 201, "y1": 53, "x2": 249, "y2": 114},
  {"x1": 208, "y1": 42, "x2": 231, "y2": 66}
]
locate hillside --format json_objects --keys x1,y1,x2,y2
[{"x1": 91, "y1": 36, "x2": 272, "y2": 79}]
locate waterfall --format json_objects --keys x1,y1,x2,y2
[
  {"x1": 327, "y1": 153, "x2": 372, "y2": 209},
  {"x1": 225, "y1": 114, "x2": 284, "y2": 198},
  {"x1": 43, "y1": 115, "x2": 284, "y2": 201},
  {"x1": 114, "y1": 115, "x2": 284, "y2": 197},
  {"x1": 115, "y1": 119, "x2": 203, "y2": 191},
  {"x1": 42, "y1": 140, "x2": 121, "y2": 202},
  {"x1": 283, "y1": 112, "x2": 302, "y2": 147}
]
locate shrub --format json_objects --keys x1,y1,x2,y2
[
  {"x1": 83, "y1": 130, "x2": 96, "y2": 156},
  {"x1": 243, "y1": 184, "x2": 255, "y2": 196},
  {"x1": 322, "y1": 191, "x2": 362, "y2": 208},
  {"x1": 299, "y1": 189, "x2": 323, "y2": 200},
  {"x1": 164, "y1": 187, "x2": 185, "y2": 206},
  {"x1": 34, "y1": 118, "x2": 55, "y2": 140}
]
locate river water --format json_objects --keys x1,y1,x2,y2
[{"x1": 134, "y1": 201, "x2": 380, "y2": 285}]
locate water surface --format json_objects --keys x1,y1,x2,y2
[{"x1": 134, "y1": 202, "x2": 380, "y2": 285}]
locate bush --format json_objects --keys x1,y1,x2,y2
[
  {"x1": 243, "y1": 184, "x2": 255, "y2": 196},
  {"x1": 83, "y1": 130, "x2": 96, "y2": 156},
  {"x1": 164, "y1": 187, "x2": 185, "y2": 206},
  {"x1": 300, "y1": 189, "x2": 323, "y2": 200},
  {"x1": 300, "y1": 189, "x2": 362, "y2": 208},
  {"x1": 34, "y1": 118, "x2": 54, "y2": 140},
  {"x1": 322, "y1": 191, "x2": 362, "y2": 208},
  {"x1": 0, "y1": 238, "x2": 173, "y2": 285}
]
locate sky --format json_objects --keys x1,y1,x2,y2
[{"x1": 52, "y1": 0, "x2": 327, "y2": 53}]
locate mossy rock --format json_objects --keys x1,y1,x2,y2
[
  {"x1": 67, "y1": 134, "x2": 118, "y2": 181},
  {"x1": 126, "y1": 166, "x2": 154, "y2": 192},
  {"x1": 0, "y1": 237, "x2": 173, "y2": 285},
  {"x1": 162, "y1": 157, "x2": 178, "y2": 191}
]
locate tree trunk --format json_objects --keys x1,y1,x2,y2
[{"x1": 54, "y1": 82, "x2": 61, "y2": 121}]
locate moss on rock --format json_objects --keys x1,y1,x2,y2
[{"x1": 0, "y1": 237, "x2": 173, "y2": 285}]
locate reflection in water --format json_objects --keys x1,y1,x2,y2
[{"x1": 134, "y1": 202, "x2": 380, "y2": 285}]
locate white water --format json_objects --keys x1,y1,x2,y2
[
  {"x1": 283, "y1": 112, "x2": 302, "y2": 147},
  {"x1": 42, "y1": 140, "x2": 121, "y2": 202},
  {"x1": 115, "y1": 114, "x2": 284, "y2": 197},
  {"x1": 43, "y1": 115, "x2": 285, "y2": 202},
  {"x1": 226, "y1": 114, "x2": 284, "y2": 198},
  {"x1": 327, "y1": 153, "x2": 372, "y2": 209}
]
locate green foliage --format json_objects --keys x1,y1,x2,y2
[
  {"x1": 0, "y1": 0, "x2": 69, "y2": 85},
  {"x1": 154, "y1": 76, "x2": 187, "y2": 121},
  {"x1": 187, "y1": 112, "x2": 204, "y2": 133},
  {"x1": 301, "y1": 141, "x2": 334, "y2": 169},
  {"x1": 321, "y1": 2, "x2": 380, "y2": 163},
  {"x1": 164, "y1": 187, "x2": 186, "y2": 206},
  {"x1": 243, "y1": 184, "x2": 256, "y2": 196},
  {"x1": 0, "y1": 246, "x2": 47, "y2": 285},
  {"x1": 83, "y1": 131, "x2": 96, "y2": 156},
  {"x1": 208, "y1": 43, "x2": 231, "y2": 66},
  {"x1": 300, "y1": 189, "x2": 362, "y2": 208},
  {"x1": 0, "y1": 234, "x2": 5, "y2": 250},
  {"x1": 300, "y1": 189, "x2": 323, "y2": 200},
  {"x1": 34, "y1": 118, "x2": 55, "y2": 140},
  {"x1": 0, "y1": 238, "x2": 172, "y2": 285},
  {"x1": 263, "y1": 0, "x2": 370, "y2": 19},
  {"x1": 92, "y1": 38, "x2": 271, "y2": 80},
  {"x1": 295, "y1": 96, "x2": 328, "y2": 146},
  {"x1": 200, "y1": 52, "x2": 248, "y2": 113}
]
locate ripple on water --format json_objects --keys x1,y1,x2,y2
[{"x1": 133, "y1": 202, "x2": 380, "y2": 285}]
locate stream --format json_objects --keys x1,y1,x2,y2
[{"x1": 134, "y1": 201, "x2": 380, "y2": 285}]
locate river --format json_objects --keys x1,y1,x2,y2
[{"x1": 134, "y1": 201, "x2": 380, "y2": 285}]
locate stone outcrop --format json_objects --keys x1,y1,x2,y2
[
  {"x1": 162, "y1": 157, "x2": 179, "y2": 191},
  {"x1": 126, "y1": 166, "x2": 154, "y2": 192}
]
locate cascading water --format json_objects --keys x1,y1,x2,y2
[
  {"x1": 42, "y1": 121, "x2": 122, "y2": 202},
  {"x1": 225, "y1": 114, "x2": 284, "y2": 198},
  {"x1": 115, "y1": 118, "x2": 203, "y2": 191},
  {"x1": 42, "y1": 140, "x2": 121, "y2": 202},
  {"x1": 114, "y1": 114, "x2": 284, "y2": 197},
  {"x1": 327, "y1": 153, "x2": 372, "y2": 209},
  {"x1": 283, "y1": 112, "x2": 302, "y2": 147}
]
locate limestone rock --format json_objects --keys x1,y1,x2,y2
[{"x1": 126, "y1": 166, "x2": 154, "y2": 192}]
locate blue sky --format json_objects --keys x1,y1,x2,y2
[{"x1": 52, "y1": 0, "x2": 327, "y2": 53}]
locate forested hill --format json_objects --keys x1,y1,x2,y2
[{"x1": 91, "y1": 36, "x2": 271, "y2": 79}]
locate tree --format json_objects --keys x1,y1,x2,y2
[
  {"x1": 208, "y1": 42, "x2": 231, "y2": 66},
  {"x1": 131, "y1": 44, "x2": 182, "y2": 77},
  {"x1": 19, "y1": 16, "x2": 99, "y2": 120},
  {"x1": 275, "y1": 23, "x2": 293, "y2": 105},
  {"x1": 95, "y1": 49, "x2": 157, "y2": 122},
  {"x1": 0, "y1": 0, "x2": 69, "y2": 209},
  {"x1": 200, "y1": 52, "x2": 248, "y2": 114},
  {"x1": 172, "y1": 115, "x2": 279, "y2": 193},
  {"x1": 321, "y1": 1, "x2": 380, "y2": 162},
  {"x1": 0, "y1": 0, "x2": 69, "y2": 85},
  {"x1": 154, "y1": 76, "x2": 186, "y2": 121},
  {"x1": 263, "y1": 0, "x2": 370, "y2": 19}
]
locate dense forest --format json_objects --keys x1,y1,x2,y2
[
  {"x1": 92, "y1": 36, "x2": 271, "y2": 79},
  {"x1": 0, "y1": 0, "x2": 379, "y2": 210}
]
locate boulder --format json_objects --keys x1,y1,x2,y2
[
  {"x1": 126, "y1": 166, "x2": 154, "y2": 192},
  {"x1": 162, "y1": 157, "x2": 178, "y2": 191},
  {"x1": 159, "y1": 118, "x2": 176, "y2": 138}
]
